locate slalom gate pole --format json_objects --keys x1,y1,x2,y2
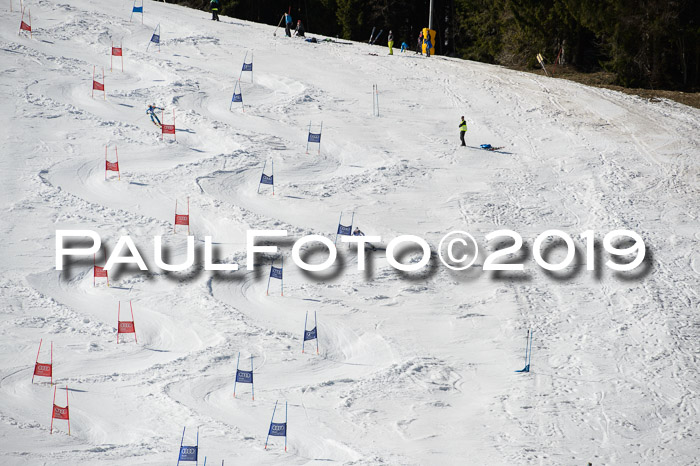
[
  {"x1": 117, "y1": 301, "x2": 121, "y2": 343},
  {"x1": 315, "y1": 311, "x2": 319, "y2": 354},
  {"x1": 285, "y1": 401, "x2": 288, "y2": 452},
  {"x1": 376, "y1": 86, "x2": 379, "y2": 116},
  {"x1": 264, "y1": 400, "x2": 278, "y2": 449},
  {"x1": 302, "y1": 311, "x2": 308, "y2": 353},
  {"x1": 266, "y1": 262, "x2": 272, "y2": 296},
  {"x1": 66, "y1": 387, "x2": 70, "y2": 435},
  {"x1": 131, "y1": 301, "x2": 137, "y2": 343},
  {"x1": 233, "y1": 352, "x2": 240, "y2": 397},
  {"x1": 177, "y1": 426, "x2": 186, "y2": 466},
  {"x1": 237, "y1": 51, "x2": 247, "y2": 83},
  {"x1": 257, "y1": 160, "x2": 266, "y2": 194},
  {"x1": 250, "y1": 354, "x2": 254, "y2": 400},
  {"x1": 50, "y1": 385, "x2": 56, "y2": 433},
  {"x1": 280, "y1": 257, "x2": 284, "y2": 296},
  {"x1": 334, "y1": 212, "x2": 342, "y2": 244},
  {"x1": 32, "y1": 338, "x2": 42, "y2": 383},
  {"x1": 271, "y1": 160, "x2": 274, "y2": 195},
  {"x1": 116, "y1": 146, "x2": 120, "y2": 180},
  {"x1": 318, "y1": 122, "x2": 322, "y2": 155},
  {"x1": 525, "y1": 329, "x2": 530, "y2": 367}
]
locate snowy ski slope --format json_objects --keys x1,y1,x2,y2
[{"x1": 1, "y1": 0, "x2": 699, "y2": 464}]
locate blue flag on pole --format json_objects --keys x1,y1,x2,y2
[
  {"x1": 132, "y1": 6, "x2": 143, "y2": 12},
  {"x1": 235, "y1": 369, "x2": 253, "y2": 383},
  {"x1": 260, "y1": 174, "x2": 273, "y2": 185},
  {"x1": 232, "y1": 92, "x2": 242, "y2": 103},
  {"x1": 270, "y1": 266, "x2": 283, "y2": 279},
  {"x1": 303, "y1": 327, "x2": 317, "y2": 341},
  {"x1": 242, "y1": 63, "x2": 253, "y2": 72},
  {"x1": 268, "y1": 422, "x2": 287, "y2": 437},
  {"x1": 308, "y1": 133, "x2": 321, "y2": 143},
  {"x1": 337, "y1": 224, "x2": 352, "y2": 235},
  {"x1": 178, "y1": 446, "x2": 198, "y2": 462},
  {"x1": 151, "y1": 33, "x2": 160, "y2": 44}
]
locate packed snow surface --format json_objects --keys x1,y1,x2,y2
[{"x1": 1, "y1": 1, "x2": 699, "y2": 464}]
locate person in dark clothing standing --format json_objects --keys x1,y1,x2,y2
[
  {"x1": 459, "y1": 116, "x2": 467, "y2": 146},
  {"x1": 284, "y1": 13, "x2": 293, "y2": 37},
  {"x1": 210, "y1": 0, "x2": 220, "y2": 21},
  {"x1": 416, "y1": 31, "x2": 423, "y2": 55}
]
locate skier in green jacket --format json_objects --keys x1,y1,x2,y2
[{"x1": 459, "y1": 116, "x2": 467, "y2": 146}]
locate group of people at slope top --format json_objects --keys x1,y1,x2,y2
[
  {"x1": 284, "y1": 12, "x2": 305, "y2": 37},
  {"x1": 387, "y1": 31, "x2": 409, "y2": 55},
  {"x1": 386, "y1": 30, "x2": 433, "y2": 56},
  {"x1": 416, "y1": 31, "x2": 433, "y2": 57}
]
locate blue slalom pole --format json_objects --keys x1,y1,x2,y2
[
  {"x1": 233, "y1": 352, "x2": 240, "y2": 397},
  {"x1": 280, "y1": 257, "x2": 284, "y2": 296},
  {"x1": 196, "y1": 427, "x2": 199, "y2": 466},
  {"x1": 265, "y1": 400, "x2": 278, "y2": 449},
  {"x1": 334, "y1": 212, "x2": 342, "y2": 244},
  {"x1": 515, "y1": 329, "x2": 531, "y2": 373},
  {"x1": 302, "y1": 311, "x2": 308, "y2": 353},
  {"x1": 266, "y1": 260, "x2": 273, "y2": 296},
  {"x1": 257, "y1": 160, "x2": 267, "y2": 194},
  {"x1": 271, "y1": 160, "x2": 274, "y2": 195},
  {"x1": 238, "y1": 51, "x2": 247, "y2": 84},
  {"x1": 284, "y1": 401, "x2": 288, "y2": 452},
  {"x1": 250, "y1": 354, "x2": 254, "y2": 401},
  {"x1": 177, "y1": 426, "x2": 186, "y2": 466},
  {"x1": 317, "y1": 122, "x2": 322, "y2": 155},
  {"x1": 315, "y1": 311, "x2": 319, "y2": 355}
]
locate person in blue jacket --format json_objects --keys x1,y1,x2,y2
[
  {"x1": 424, "y1": 33, "x2": 432, "y2": 57},
  {"x1": 284, "y1": 13, "x2": 293, "y2": 37},
  {"x1": 147, "y1": 104, "x2": 164, "y2": 127}
]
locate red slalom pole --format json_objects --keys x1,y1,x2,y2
[
  {"x1": 131, "y1": 301, "x2": 137, "y2": 343},
  {"x1": 66, "y1": 387, "x2": 70, "y2": 436},
  {"x1": 50, "y1": 385, "x2": 56, "y2": 434},
  {"x1": 32, "y1": 339, "x2": 42, "y2": 384}
]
